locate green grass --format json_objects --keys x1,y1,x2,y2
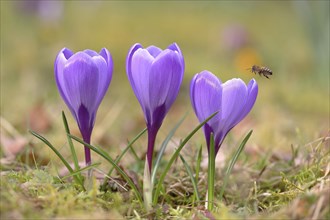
[
  {"x1": 1, "y1": 1, "x2": 329, "y2": 219},
  {"x1": 1, "y1": 135, "x2": 328, "y2": 219}
]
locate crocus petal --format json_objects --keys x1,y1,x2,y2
[
  {"x1": 167, "y1": 43, "x2": 181, "y2": 53},
  {"x1": 219, "y1": 78, "x2": 248, "y2": 133},
  {"x1": 63, "y1": 52, "x2": 100, "y2": 116},
  {"x1": 90, "y1": 49, "x2": 112, "y2": 107},
  {"x1": 126, "y1": 44, "x2": 146, "y2": 108},
  {"x1": 146, "y1": 45, "x2": 162, "y2": 58},
  {"x1": 167, "y1": 43, "x2": 185, "y2": 70},
  {"x1": 163, "y1": 50, "x2": 184, "y2": 110},
  {"x1": 126, "y1": 43, "x2": 143, "y2": 84},
  {"x1": 83, "y1": 49, "x2": 99, "y2": 57},
  {"x1": 130, "y1": 48, "x2": 154, "y2": 118},
  {"x1": 189, "y1": 71, "x2": 258, "y2": 156},
  {"x1": 146, "y1": 49, "x2": 183, "y2": 129},
  {"x1": 190, "y1": 71, "x2": 222, "y2": 149},
  {"x1": 211, "y1": 78, "x2": 249, "y2": 152},
  {"x1": 238, "y1": 79, "x2": 258, "y2": 122},
  {"x1": 148, "y1": 49, "x2": 182, "y2": 112},
  {"x1": 99, "y1": 48, "x2": 113, "y2": 76},
  {"x1": 55, "y1": 48, "x2": 74, "y2": 114},
  {"x1": 190, "y1": 71, "x2": 222, "y2": 123}
]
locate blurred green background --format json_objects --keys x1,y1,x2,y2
[{"x1": 1, "y1": 1, "x2": 329, "y2": 161}]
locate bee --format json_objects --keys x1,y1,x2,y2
[{"x1": 248, "y1": 65, "x2": 273, "y2": 79}]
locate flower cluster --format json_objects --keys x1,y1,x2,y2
[{"x1": 54, "y1": 43, "x2": 258, "y2": 171}]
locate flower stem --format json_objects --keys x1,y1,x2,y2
[
  {"x1": 83, "y1": 134, "x2": 93, "y2": 188},
  {"x1": 207, "y1": 133, "x2": 215, "y2": 211},
  {"x1": 83, "y1": 135, "x2": 91, "y2": 166},
  {"x1": 147, "y1": 128, "x2": 157, "y2": 173}
]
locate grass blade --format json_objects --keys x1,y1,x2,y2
[
  {"x1": 151, "y1": 112, "x2": 187, "y2": 185},
  {"x1": 218, "y1": 130, "x2": 253, "y2": 203},
  {"x1": 69, "y1": 134, "x2": 143, "y2": 205},
  {"x1": 127, "y1": 142, "x2": 140, "y2": 161},
  {"x1": 179, "y1": 154, "x2": 200, "y2": 202},
  {"x1": 29, "y1": 130, "x2": 85, "y2": 190},
  {"x1": 195, "y1": 144, "x2": 203, "y2": 185},
  {"x1": 62, "y1": 111, "x2": 82, "y2": 181},
  {"x1": 152, "y1": 111, "x2": 218, "y2": 205},
  {"x1": 62, "y1": 162, "x2": 101, "y2": 180},
  {"x1": 108, "y1": 128, "x2": 147, "y2": 176},
  {"x1": 100, "y1": 128, "x2": 146, "y2": 189}
]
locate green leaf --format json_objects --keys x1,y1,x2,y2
[
  {"x1": 152, "y1": 111, "x2": 218, "y2": 205},
  {"x1": 100, "y1": 128, "x2": 146, "y2": 189},
  {"x1": 62, "y1": 111, "x2": 83, "y2": 182},
  {"x1": 107, "y1": 128, "x2": 147, "y2": 176},
  {"x1": 151, "y1": 112, "x2": 187, "y2": 185},
  {"x1": 195, "y1": 145, "x2": 203, "y2": 185},
  {"x1": 62, "y1": 162, "x2": 101, "y2": 180},
  {"x1": 179, "y1": 154, "x2": 200, "y2": 201},
  {"x1": 69, "y1": 134, "x2": 143, "y2": 205},
  {"x1": 29, "y1": 130, "x2": 85, "y2": 190},
  {"x1": 218, "y1": 130, "x2": 253, "y2": 203}
]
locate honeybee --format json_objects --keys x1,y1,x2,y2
[{"x1": 248, "y1": 65, "x2": 273, "y2": 79}]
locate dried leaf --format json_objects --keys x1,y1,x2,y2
[
  {"x1": 29, "y1": 102, "x2": 52, "y2": 132},
  {"x1": 0, "y1": 133, "x2": 27, "y2": 157}
]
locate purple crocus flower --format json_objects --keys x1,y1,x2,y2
[
  {"x1": 126, "y1": 43, "x2": 185, "y2": 172},
  {"x1": 190, "y1": 70, "x2": 258, "y2": 155},
  {"x1": 55, "y1": 48, "x2": 113, "y2": 165}
]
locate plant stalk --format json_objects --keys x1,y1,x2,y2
[
  {"x1": 147, "y1": 128, "x2": 157, "y2": 174},
  {"x1": 207, "y1": 132, "x2": 215, "y2": 211},
  {"x1": 83, "y1": 135, "x2": 92, "y2": 166}
]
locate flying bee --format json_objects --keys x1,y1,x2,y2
[{"x1": 247, "y1": 65, "x2": 273, "y2": 79}]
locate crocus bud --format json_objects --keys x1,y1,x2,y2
[
  {"x1": 190, "y1": 70, "x2": 258, "y2": 155},
  {"x1": 126, "y1": 43, "x2": 185, "y2": 171},
  {"x1": 55, "y1": 48, "x2": 113, "y2": 165}
]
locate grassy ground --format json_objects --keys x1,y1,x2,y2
[{"x1": 1, "y1": 1, "x2": 329, "y2": 219}]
